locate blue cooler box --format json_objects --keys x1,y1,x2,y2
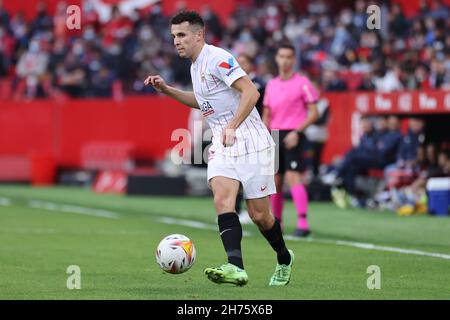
[{"x1": 427, "y1": 178, "x2": 450, "y2": 216}]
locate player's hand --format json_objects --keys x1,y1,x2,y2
[
  {"x1": 144, "y1": 75, "x2": 167, "y2": 92},
  {"x1": 221, "y1": 127, "x2": 236, "y2": 147},
  {"x1": 283, "y1": 131, "x2": 300, "y2": 150}
]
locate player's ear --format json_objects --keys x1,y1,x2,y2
[{"x1": 197, "y1": 27, "x2": 205, "y2": 40}]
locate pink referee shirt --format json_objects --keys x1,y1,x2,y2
[{"x1": 263, "y1": 73, "x2": 319, "y2": 130}]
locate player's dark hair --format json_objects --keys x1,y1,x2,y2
[
  {"x1": 277, "y1": 43, "x2": 296, "y2": 54},
  {"x1": 171, "y1": 11, "x2": 205, "y2": 28}
]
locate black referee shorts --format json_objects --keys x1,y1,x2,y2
[{"x1": 273, "y1": 130, "x2": 308, "y2": 174}]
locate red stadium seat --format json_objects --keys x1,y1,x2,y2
[
  {"x1": 337, "y1": 71, "x2": 365, "y2": 91},
  {"x1": 368, "y1": 169, "x2": 384, "y2": 179}
]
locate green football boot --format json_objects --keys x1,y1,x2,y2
[
  {"x1": 269, "y1": 249, "x2": 295, "y2": 286},
  {"x1": 204, "y1": 263, "x2": 248, "y2": 286}
]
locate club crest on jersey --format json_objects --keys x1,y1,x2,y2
[{"x1": 201, "y1": 101, "x2": 215, "y2": 117}]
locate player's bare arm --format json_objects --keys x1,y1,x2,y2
[
  {"x1": 283, "y1": 103, "x2": 319, "y2": 149},
  {"x1": 221, "y1": 76, "x2": 260, "y2": 147},
  {"x1": 144, "y1": 74, "x2": 199, "y2": 109}
]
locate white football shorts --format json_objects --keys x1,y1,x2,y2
[{"x1": 207, "y1": 146, "x2": 276, "y2": 199}]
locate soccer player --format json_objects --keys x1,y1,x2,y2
[
  {"x1": 262, "y1": 44, "x2": 319, "y2": 237},
  {"x1": 144, "y1": 11, "x2": 294, "y2": 286}
]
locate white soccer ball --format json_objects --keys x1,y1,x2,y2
[{"x1": 155, "y1": 234, "x2": 196, "y2": 274}]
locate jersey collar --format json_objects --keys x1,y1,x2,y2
[{"x1": 193, "y1": 43, "x2": 208, "y2": 67}]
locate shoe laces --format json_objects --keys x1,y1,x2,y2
[
  {"x1": 220, "y1": 263, "x2": 240, "y2": 272},
  {"x1": 274, "y1": 264, "x2": 289, "y2": 279}
]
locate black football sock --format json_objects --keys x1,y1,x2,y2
[
  {"x1": 261, "y1": 219, "x2": 291, "y2": 265},
  {"x1": 218, "y1": 212, "x2": 244, "y2": 269},
  {"x1": 235, "y1": 192, "x2": 243, "y2": 213}
]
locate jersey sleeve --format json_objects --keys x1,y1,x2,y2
[
  {"x1": 300, "y1": 77, "x2": 319, "y2": 104},
  {"x1": 213, "y1": 52, "x2": 247, "y2": 87}
]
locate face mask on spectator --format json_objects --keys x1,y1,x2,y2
[
  {"x1": 72, "y1": 43, "x2": 84, "y2": 56},
  {"x1": 139, "y1": 27, "x2": 153, "y2": 41},
  {"x1": 240, "y1": 31, "x2": 252, "y2": 42},
  {"x1": 29, "y1": 41, "x2": 40, "y2": 53},
  {"x1": 267, "y1": 5, "x2": 278, "y2": 17},
  {"x1": 84, "y1": 29, "x2": 96, "y2": 41},
  {"x1": 340, "y1": 11, "x2": 352, "y2": 25},
  {"x1": 151, "y1": 5, "x2": 161, "y2": 14}
]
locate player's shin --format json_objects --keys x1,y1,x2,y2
[
  {"x1": 218, "y1": 212, "x2": 244, "y2": 269},
  {"x1": 260, "y1": 219, "x2": 291, "y2": 265}
]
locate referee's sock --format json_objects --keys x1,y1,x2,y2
[
  {"x1": 291, "y1": 184, "x2": 310, "y2": 231},
  {"x1": 218, "y1": 212, "x2": 244, "y2": 269},
  {"x1": 270, "y1": 192, "x2": 284, "y2": 222},
  {"x1": 261, "y1": 219, "x2": 291, "y2": 266}
]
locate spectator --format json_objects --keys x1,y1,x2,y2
[
  {"x1": 0, "y1": 25, "x2": 14, "y2": 77},
  {"x1": 374, "y1": 63, "x2": 404, "y2": 92},
  {"x1": 237, "y1": 53, "x2": 265, "y2": 116},
  {"x1": 1, "y1": 0, "x2": 449, "y2": 97},
  {"x1": 376, "y1": 115, "x2": 403, "y2": 167},
  {"x1": 53, "y1": 1, "x2": 68, "y2": 39},
  {"x1": 391, "y1": 149, "x2": 450, "y2": 215},
  {"x1": 384, "y1": 117, "x2": 426, "y2": 189},
  {"x1": 201, "y1": 4, "x2": 222, "y2": 43},
  {"x1": 322, "y1": 116, "x2": 379, "y2": 206},
  {"x1": 304, "y1": 95, "x2": 330, "y2": 176},
  {"x1": 30, "y1": 1, "x2": 53, "y2": 36},
  {"x1": 0, "y1": 0, "x2": 10, "y2": 30},
  {"x1": 397, "y1": 118, "x2": 426, "y2": 167},
  {"x1": 389, "y1": 3, "x2": 409, "y2": 38},
  {"x1": 16, "y1": 39, "x2": 49, "y2": 98},
  {"x1": 90, "y1": 65, "x2": 115, "y2": 97},
  {"x1": 321, "y1": 68, "x2": 348, "y2": 92},
  {"x1": 54, "y1": 52, "x2": 87, "y2": 97},
  {"x1": 428, "y1": 0, "x2": 450, "y2": 21},
  {"x1": 9, "y1": 12, "x2": 27, "y2": 48}
]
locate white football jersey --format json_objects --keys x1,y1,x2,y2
[{"x1": 190, "y1": 44, "x2": 274, "y2": 156}]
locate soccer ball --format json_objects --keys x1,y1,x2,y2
[{"x1": 155, "y1": 234, "x2": 196, "y2": 274}]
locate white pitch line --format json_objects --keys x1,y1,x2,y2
[
  {"x1": 0, "y1": 227, "x2": 58, "y2": 235},
  {"x1": 284, "y1": 235, "x2": 450, "y2": 260},
  {"x1": 158, "y1": 216, "x2": 450, "y2": 261},
  {"x1": 157, "y1": 216, "x2": 253, "y2": 237},
  {"x1": 29, "y1": 200, "x2": 120, "y2": 219},
  {"x1": 21, "y1": 200, "x2": 450, "y2": 261},
  {"x1": 0, "y1": 197, "x2": 12, "y2": 207}
]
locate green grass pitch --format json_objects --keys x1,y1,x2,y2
[{"x1": 0, "y1": 185, "x2": 449, "y2": 299}]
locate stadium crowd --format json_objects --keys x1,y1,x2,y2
[
  {"x1": 0, "y1": 0, "x2": 449, "y2": 99},
  {"x1": 322, "y1": 115, "x2": 450, "y2": 214},
  {"x1": 0, "y1": 0, "x2": 449, "y2": 215}
]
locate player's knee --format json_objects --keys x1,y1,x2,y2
[
  {"x1": 249, "y1": 208, "x2": 271, "y2": 228},
  {"x1": 213, "y1": 194, "x2": 235, "y2": 213}
]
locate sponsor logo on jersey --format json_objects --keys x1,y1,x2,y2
[
  {"x1": 201, "y1": 101, "x2": 215, "y2": 117},
  {"x1": 226, "y1": 66, "x2": 240, "y2": 76},
  {"x1": 219, "y1": 57, "x2": 240, "y2": 76},
  {"x1": 218, "y1": 58, "x2": 234, "y2": 70}
]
